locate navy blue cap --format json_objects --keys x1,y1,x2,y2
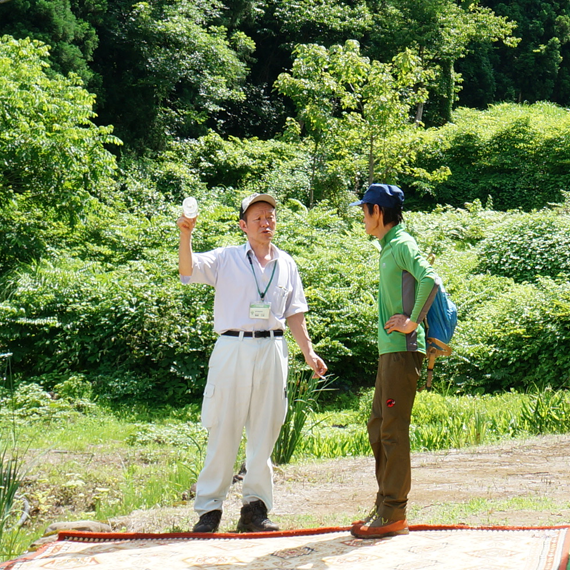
[{"x1": 349, "y1": 184, "x2": 404, "y2": 209}]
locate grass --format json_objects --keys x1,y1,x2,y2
[
  {"x1": 294, "y1": 388, "x2": 570, "y2": 461},
  {"x1": 0, "y1": 434, "x2": 27, "y2": 562},
  {"x1": 1, "y1": 383, "x2": 570, "y2": 560},
  {"x1": 408, "y1": 496, "x2": 567, "y2": 527}
]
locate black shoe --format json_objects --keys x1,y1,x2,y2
[
  {"x1": 192, "y1": 510, "x2": 222, "y2": 533},
  {"x1": 237, "y1": 500, "x2": 279, "y2": 532}
]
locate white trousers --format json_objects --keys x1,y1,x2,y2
[{"x1": 194, "y1": 334, "x2": 288, "y2": 515}]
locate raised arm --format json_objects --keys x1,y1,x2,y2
[{"x1": 177, "y1": 216, "x2": 196, "y2": 276}]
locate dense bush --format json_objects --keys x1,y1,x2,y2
[
  {"x1": 442, "y1": 277, "x2": 570, "y2": 393},
  {"x1": 408, "y1": 103, "x2": 570, "y2": 211},
  {"x1": 477, "y1": 209, "x2": 570, "y2": 283},
  {"x1": 402, "y1": 201, "x2": 570, "y2": 394},
  {"x1": 276, "y1": 205, "x2": 379, "y2": 390},
  {"x1": 2, "y1": 191, "x2": 570, "y2": 402},
  {"x1": 0, "y1": 254, "x2": 217, "y2": 403},
  {"x1": 0, "y1": 36, "x2": 121, "y2": 277},
  {"x1": 0, "y1": 201, "x2": 380, "y2": 401}
]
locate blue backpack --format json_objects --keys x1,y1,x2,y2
[{"x1": 424, "y1": 278, "x2": 458, "y2": 390}]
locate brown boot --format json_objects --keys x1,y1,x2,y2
[
  {"x1": 351, "y1": 517, "x2": 409, "y2": 539},
  {"x1": 236, "y1": 500, "x2": 279, "y2": 532}
]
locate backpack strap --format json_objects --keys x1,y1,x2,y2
[{"x1": 420, "y1": 338, "x2": 452, "y2": 391}]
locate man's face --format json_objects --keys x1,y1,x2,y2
[
  {"x1": 362, "y1": 203, "x2": 380, "y2": 236},
  {"x1": 240, "y1": 202, "x2": 276, "y2": 244}
]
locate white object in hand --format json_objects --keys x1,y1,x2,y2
[{"x1": 182, "y1": 197, "x2": 198, "y2": 218}]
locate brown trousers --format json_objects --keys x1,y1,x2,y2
[{"x1": 367, "y1": 351, "x2": 424, "y2": 521}]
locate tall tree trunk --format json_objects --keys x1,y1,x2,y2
[
  {"x1": 441, "y1": 58, "x2": 454, "y2": 124},
  {"x1": 309, "y1": 139, "x2": 318, "y2": 207},
  {"x1": 368, "y1": 132, "x2": 375, "y2": 186},
  {"x1": 415, "y1": 102, "x2": 424, "y2": 124}
]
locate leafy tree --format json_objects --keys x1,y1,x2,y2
[
  {"x1": 464, "y1": 0, "x2": 570, "y2": 106},
  {"x1": 272, "y1": 0, "x2": 373, "y2": 45},
  {"x1": 91, "y1": 0, "x2": 253, "y2": 150},
  {"x1": 217, "y1": 0, "x2": 374, "y2": 139},
  {"x1": 275, "y1": 40, "x2": 447, "y2": 201},
  {"x1": 0, "y1": 35, "x2": 120, "y2": 274},
  {"x1": 0, "y1": 0, "x2": 100, "y2": 85},
  {"x1": 364, "y1": 0, "x2": 518, "y2": 124}
]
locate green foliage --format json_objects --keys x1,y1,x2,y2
[
  {"x1": 295, "y1": 388, "x2": 570, "y2": 461},
  {"x1": 0, "y1": 437, "x2": 25, "y2": 562},
  {"x1": 0, "y1": 36, "x2": 120, "y2": 213},
  {"x1": 0, "y1": 35, "x2": 121, "y2": 275},
  {"x1": 364, "y1": 0, "x2": 518, "y2": 124},
  {"x1": 418, "y1": 203, "x2": 570, "y2": 392},
  {"x1": 91, "y1": 0, "x2": 252, "y2": 149},
  {"x1": 275, "y1": 41, "x2": 439, "y2": 199},
  {"x1": 272, "y1": 369, "x2": 332, "y2": 465},
  {"x1": 179, "y1": 132, "x2": 307, "y2": 200},
  {"x1": 296, "y1": 425, "x2": 370, "y2": 458},
  {"x1": 520, "y1": 389, "x2": 570, "y2": 434},
  {"x1": 477, "y1": 210, "x2": 570, "y2": 283},
  {"x1": 393, "y1": 202, "x2": 570, "y2": 394},
  {"x1": 0, "y1": 252, "x2": 217, "y2": 403},
  {"x1": 0, "y1": 0, "x2": 100, "y2": 85},
  {"x1": 5, "y1": 190, "x2": 570, "y2": 401},
  {"x1": 126, "y1": 423, "x2": 207, "y2": 454},
  {"x1": 460, "y1": 0, "x2": 570, "y2": 107},
  {"x1": 53, "y1": 375, "x2": 94, "y2": 409},
  {"x1": 273, "y1": 0, "x2": 373, "y2": 44},
  {"x1": 410, "y1": 103, "x2": 570, "y2": 210},
  {"x1": 0, "y1": 356, "x2": 27, "y2": 562},
  {"x1": 446, "y1": 277, "x2": 570, "y2": 393},
  {"x1": 0, "y1": 381, "x2": 94, "y2": 421},
  {"x1": 275, "y1": 204, "x2": 379, "y2": 388}
]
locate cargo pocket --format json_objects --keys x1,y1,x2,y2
[{"x1": 200, "y1": 384, "x2": 217, "y2": 428}]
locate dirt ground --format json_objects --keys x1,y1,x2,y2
[{"x1": 113, "y1": 433, "x2": 570, "y2": 532}]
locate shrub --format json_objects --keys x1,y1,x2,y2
[
  {"x1": 0, "y1": 257, "x2": 216, "y2": 404},
  {"x1": 0, "y1": 36, "x2": 121, "y2": 277},
  {"x1": 0, "y1": 201, "x2": 381, "y2": 401},
  {"x1": 438, "y1": 277, "x2": 570, "y2": 393},
  {"x1": 276, "y1": 204, "x2": 380, "y2": 389},
  {"x1": 477, "y1": 210, "x2": 570, "y2": 283},
  {"x1": 408, "y1": 103, "x2": 570, "y2": 211}
]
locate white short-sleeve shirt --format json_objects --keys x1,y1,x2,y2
[{"x1": 180, "y1": 242, "x2": 308, "y2": 334}]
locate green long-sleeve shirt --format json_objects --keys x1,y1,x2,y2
[{"x1": 377, "y1": 225, "x2": 438, "y2": 355}]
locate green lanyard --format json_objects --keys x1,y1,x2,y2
[{"x1": 247, "y1": 252, "x2": 277, "y2": 301}]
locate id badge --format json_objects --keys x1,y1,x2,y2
[{"x1": 250, "y1": 302, "x2": 271, "y2": 319}]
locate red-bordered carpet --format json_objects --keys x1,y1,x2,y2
[{"x1": 1, "y1": 525, "x2": 569, "y2": 570}]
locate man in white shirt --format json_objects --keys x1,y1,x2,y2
[{"x1": 178, "y1": 193, "x2": 327, "y2": 533}]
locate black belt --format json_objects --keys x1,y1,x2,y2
[{"x1": 222, "y1": 330, "x2": 284, "y2": 338}]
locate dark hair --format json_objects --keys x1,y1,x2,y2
[
  {"x1": 365, "y1": 202, "x2": 403, "y2": 225},
  {"x1": 239, "y1": 200, "x2": 275, "y2": 221}
]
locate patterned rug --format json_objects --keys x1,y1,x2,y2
[{"x1": 2, "y1": 525, "x2": 569, "y2": 570}]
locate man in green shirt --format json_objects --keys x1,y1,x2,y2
[{"x1": 350, "y1": 184, "x2": 438, "y2": 538}]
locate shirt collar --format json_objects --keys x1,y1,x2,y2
[
  {"x1": 380, "y1": 224, "x2": 401, "y2": 248},
  {"x1": 244, "y1": 241, "x2": 279, "y2": 262}
]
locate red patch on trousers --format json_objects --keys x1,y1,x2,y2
[{"x1": 386, "y1": 399, "x2": 396, "y2": 408}]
